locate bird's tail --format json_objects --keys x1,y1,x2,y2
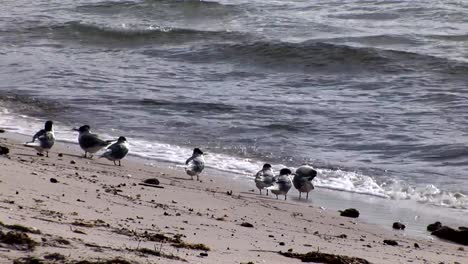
[{"x1": 24, "y1": 141, "x2": 40, "y2": 148}]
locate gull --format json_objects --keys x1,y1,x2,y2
[
  {"x1": 185, "y1": 148, "x2": 205, "y2": 181},
  {"x1": 293, "y1": 165, "x2": 317, "y2": 200},
  {"x1": 73, "y1": 125, "x2": 112, "y2": 158},
  {"x1": 100, "y1": 136, "x2": 129, "y2": 166},
  {"x1": 25, "y1": 120, "x2": 55, "y2": 157},
  {"x1": 254, "y1": 163, "x2": 275, "y2": 195},
  {"x1": 267, "y1": 168, "x2": 293, "y2": 200}
]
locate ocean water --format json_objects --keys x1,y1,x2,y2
[{"x1": 1, "y1": 0, "x2": 468, "y2": 214}]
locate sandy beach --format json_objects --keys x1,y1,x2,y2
[{"x1": 0, "y1": 132, "x2": 466, "y2": 264}]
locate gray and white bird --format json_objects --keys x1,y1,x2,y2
[
  {"x1": 293, "y1": 165, "x2": 317, "y2": 200},
  {"x1": 254, "y1": 163, "x2": 275, "y2": 195},
  {"x1": 74, "y1": 125, "x2": 112, "y2": 158},
  {"x1": 267, "y1": 168, "x2": 293, "y2": 200},
  {"x1": 25, "y1": 120, "x2": 55, "y2": 157},
  {"x1": 185, "y1": 148, "x2": 205, "y2": 181},
  {"x1": 100, "y1": 136, "x2": 129, "y2": 166}
]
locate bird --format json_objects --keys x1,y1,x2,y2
[
  {"x1": 74, "y1": 125, "x2": 112, "y2": 158},
  {"x1": 254, "y1": 163, "x2": 275, "y2": 195},
  {"x1": 25, "y1": 120, "x2": 55, "y2": 157},
  {"x1": 267, "y1": 168, "x2": 293, "y2": 200},
  {"x1": 293, "y1": 165, "x2": 317, "y2": 200},
  {"x1": 185, "y1": 148, "x2": 205, "y2": 181},
  {"x1": 100, "y1": 136, "x2": 129, "y2": 166}
]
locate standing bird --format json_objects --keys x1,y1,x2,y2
[
  {"x1": 293, "y1": 165, "x2": 317, "y2": 200},
  {"x1": 100, "y1": 136, "x2": 129, "y2": 166},
  {"x1": 254, "y1": 163, "x2": 275, "y2": 195},
  {"x1": 74, "y1": 125, "x2": 112, "y2": 158},
  {"x1": 267, "y1": 168, "x2": 293, "y2": 200},
  {"x1": 185, "y1": 148, "x2": 205, "y2": 181},
  {"x1": 25, "y1": 120, "x2": 55, "y2": 157}
]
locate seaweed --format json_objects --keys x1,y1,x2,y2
[
  {"x1": 279, "y1": 251, "x2": 371, "y2": 264},
  {"x1": 0, "y1": 231, "x2": 37, "y2": 250},
  {"x1": 171, "y1": 241, "x2": 210, "y2": 251},
  {"x1": 137, "y1": 247, "x2": 186, "y2": 261},
  {"x1": 13, "y1": 257, "x2": 44, "y2": 264}
]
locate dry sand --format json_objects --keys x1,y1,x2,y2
[{"x1": 0, "y1": 132, "x2": 466, "y2": 263}]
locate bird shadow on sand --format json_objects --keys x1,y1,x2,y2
[{"x1": 172, "y1": 177, "x2": 195, "y2": 181}]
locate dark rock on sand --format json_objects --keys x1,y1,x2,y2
[
  {"x1": 339, "y1": 208, "x2": 360, "y2": 218},
  {"x1": 427, "y1": 221, "x2": 442, "y2": 232},
  {"x1": 393, "y1": 222, "x2": 406, "y2": 230},
  {"x1": 0, "y1": 129, "x2": 5, "y2": 133},
  {"x1": 383, "y1": 240, "x2": 398, "y2": 246},
  {"x1": 50, "y1": 178, "x2": 58, "y2": 183},
  {"x1": 431, "y1": 226, "x2": 468, "y2": 245},
  {"x1": 414, "y1": 243, "x2": 420, "y2": 248},
  {"x1": 0, "y1": 145, "x2": 10, "y2": 155},
  {"x1": 279, "y1": 251, "x2": 371, "y2": 264},
  {"x1": 144, "y1": 178, "x2": 160, "y2": 185},
  {"x1": 240, "y1": 222, "x2": 254, "y2": 228}
]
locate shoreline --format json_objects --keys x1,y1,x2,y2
[{"x1": 0, "y1": 131, "x2": 466, "y2": 263}]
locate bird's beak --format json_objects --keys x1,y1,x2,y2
[{"x1": 72, "y1": 127, "x2": 79, "y2": 132}]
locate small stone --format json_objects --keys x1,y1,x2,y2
[
  {"x1": 339, "y1": 208, "x2": 360, "y2": 218},
  {"x1": 240, "y1": 222, "x2": 254, "y2": 228},
  {"x1": 427, "y1": 221, "x2": 442, "y2": 232},
  {"x1": 279, "y1": 242, "x2": 285, "y2": 246},
  {"x1": 0, "y1": 129, "x2": 5, "y2": 133},
  {"x1": 50, "y1": 178, "x2": 58, "y2": 183},
  {"x1": 70, "y1": 160, "x2": 76, "y2": 164},
  {"x1": 143, "y1": 178, "x2": 160, "y2": 185},
  {"x1": 200, "y1": 252, "x2": 208, "y2": 257},
  {"x1": 383, "y1": 240, "x2": 398, "y2": 246},
  {"x1": 58, "y1": 153, "x2": 63, "y2": 157},
  {"x1": 393, "y1": 222, "x2": 406, "y2": 230},
  {"x1": 414, "y1": 243, "x2": 420, "y2": 249}
]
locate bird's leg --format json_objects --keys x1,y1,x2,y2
[
  {"x1": 306, "y1": 192, "x2": 309, "y2": 200},
  {"x1": 259, "y1": 189, "x2": 262, "y2": 195},
  {"x1": 276, "y1": 195, "x2": 278, "y2": 199},
  {"x1": 190, "y1": 175, "x2": 194, "y2": 180},
  {"x1": 284, "y1": 195, "x2": 287, "y2": 201},
  {"x1": 266, "y1": 189, "x2": 269, "y2": 196},
  {"x1": 46, "y1": 151, "x2": 49, "y2": 158},
  {"x1": 113, "y1": 160, "x2": 117, "y2": 166},
  {"x1": 299, "y1": 192, "x2": 301, "y2": 200},
  {"x1": 83, "y1": 152, "x2": 88, "y2": 158},
  {"x1": 118, "y1": 160, "x2": 121, "y2": 166},
  {"x1": 197, "y1": 175, "x2": 199, "y2": 181}
]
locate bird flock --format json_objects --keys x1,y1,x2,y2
[{"x1": 24, "y1": 120, "x2": 317, "y2": 200}]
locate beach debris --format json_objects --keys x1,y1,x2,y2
[
  {"x1": 143, "y1": 178, "x2": 160, "y2": 185},
  {"x1": 431, "y1": 226, "x2": 468, "y2": 245},
  {"x1": 137, "y1": 247, "x2": 186, "y2": 261},
  {"x1": 458, "y1": 247, "x2": 464, "y2": 251},
  {"x1": 12, "y1": 257, "x2": 45, "y2": 264},
  {"x1": 0, "y1": 223, "x2": 41, "y2": 234},
  {"x1": 392, "y1": 222, "x2": 406, "y2": 230},
  {"x1": 427, "y1": 221, "x2": 442, "y2": 232},
  {"x1": 279, "y1": 251, "x2": 371, "y2": 264},
  {"x1": 199, "y1": 252, "x2": 208, "y2": 257},
  {"x1": 44, "y1": 252, "x2": 66, "y2": 261},
  {"x1": 241, "y1": 222, "x2": 254, "y2": 228},
  {"x1": 279, "y1": 242, "x2": 285, "y2": 246},
  {"x1": 58, "y1": 153, "x2": 63, "y2": 157},
  {"x1": 227, "y1": 190, "x2": 233, "y2": 196},
  {"x1": 414, "y1": 243, "x2": 420, "y2": 249},
  {"x1": 383, "y1": 240, "x2": 398, "y2": 246},
  {"x1": 339, "y1": 208, "x2": 360, "y2": 218},
  {"x1": 0, "y1": 231, "x2": 37, "y2": 250},
  {"x1": 0, "y1": 145, "x2": 10, "y2": 155},
  {"x1": 50, "y1": 178, "x2": 58, "y2": 183},
  {"x1": 70, "y1": 160, "x2": 76, "y2": 164}
]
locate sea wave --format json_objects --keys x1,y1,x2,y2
[
  {"x1": 144, "y1": 40, "x2": 468, "y2": 75},
  {"x1": 23, "y1": 21, "x2": 249, "y2": 46},
  {"x1": 1, "y1": 109, "x2": 466, "y2": 210}
]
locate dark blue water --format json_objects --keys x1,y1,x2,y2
[{"x1": 1, "y1": 0, "x2": 467, "y2": 210}]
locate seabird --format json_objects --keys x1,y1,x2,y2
[
  {"x1": 254, "y1": 163, "x2": 275, "y2": 195},
  {"x1": 73, "y1": 125, "x2": 112, "y2": 158},
  {"x1": 267, "y1": 168, "x2": 293, "y2": 200},
  {"x1": 25, "y1": 120, "x2": 55, "y2": 157},
  {"x1": 185, "y1": 148, "x2": 205, "y2": 181},
  {"x1": 293, "y1": 165, "x2": 317, "y2": 200},
  {"x1": 100, "y1": 136, "x2": 129, "y2": 166}
]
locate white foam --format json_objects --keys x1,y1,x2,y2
[{"x1": 1, "y1": 109, "x2": 466, "y2": 210}]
